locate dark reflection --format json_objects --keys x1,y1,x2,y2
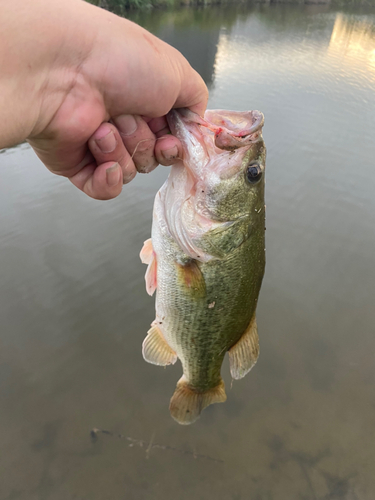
[
  {"x1": 1, "y1": 3, "x2": 375, "y2": 500},
  {"x1": 155, "y1": 23, "x2": 220, "y2": 86},
  {"x1": 127, "y1": 5, "x2": 255, "y2": 86}
]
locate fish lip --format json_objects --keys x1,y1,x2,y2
[
  {"x1": 170, "y1": 108, "x2": 264, "y2": 136},
  {"x1": 210, "y1": 110, "x2": 264, "y2": 150},
  {"x1": 236, "y1": 110, "x2": 264, "y2": 136},
  {"x1": 167, "y1": 108, "x2": 264, "y2": 152}
]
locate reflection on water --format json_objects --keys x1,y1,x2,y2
[
  {"x1": 1, "y1": 4, "x2": 375, "y2": 500},
  {"x1": 328, "y1": 13, "x2": 375, "y2": 75}
]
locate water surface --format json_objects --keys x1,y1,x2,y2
[{"x1": 1, "y1": 3, "x2": 375, "y2": 499}]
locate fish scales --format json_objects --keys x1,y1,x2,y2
[{"x1": 140, "y1": 108, "x2": 266, "y2": 424}]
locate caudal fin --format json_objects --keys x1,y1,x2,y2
[{"x1": 169, "y1": 376, "x2": 226, "y2": 425}]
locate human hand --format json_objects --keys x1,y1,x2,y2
[{"x1": 0, "y1": 0, "x2": 208, "y2": 200}]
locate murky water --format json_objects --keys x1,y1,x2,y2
[{"x1": 1, "y1": 3, "x2": 375, "y2": 499}]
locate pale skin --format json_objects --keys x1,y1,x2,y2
[{"x1": 0, "y1": 0, "x2": 208, "y2": 200}]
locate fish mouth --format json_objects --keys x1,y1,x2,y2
[
  {"x1": 166, "y1": 107, "x2": 264, "y2": 207},
  {"x1": 205, "y1": 109, "x2": 264, "y2": 150},
  {"x1": 167, "y1": 108, "x2": 264, "y2": 152}
]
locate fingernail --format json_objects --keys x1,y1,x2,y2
[
  {"x1": 96, "y1": 130, "x2": 117, "y2": 153},
  {"x1": 162, "y1": 146, "x2": 178, "y2": 161},
  {"x1": 106, "y1": 162, "x2": 121, "y2": 187},
  {"x1": 115, "y1": 115, "x2": 137, "y2": 136}
]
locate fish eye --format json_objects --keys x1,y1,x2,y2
[{"x1": 246, "y1": 162, "x2": 263, "y2": 184}]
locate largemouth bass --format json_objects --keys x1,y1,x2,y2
[{"x1": 140, "y1": 108, "x2": 266, "y2": 425}]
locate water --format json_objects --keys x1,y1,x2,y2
[{"x1": 1, "y1": 3, "x2": 375, "y2": 499}]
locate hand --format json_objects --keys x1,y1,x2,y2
[{"x1": 0, "y1": 0, "x2": 208, "y2": 200}]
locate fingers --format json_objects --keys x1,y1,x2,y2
[
  {"x1": 69, "y1": 158, "x2": 123, "y2": 201},
  {"x1": 66, "y1": 116, "x2": 183, "y2": 201},
  {"x1": 112, "y1": 115, "x2": 158, "y2": 173},
  {"x1": 68, "y1": 122, "x2": 139, "y2": 200},
  {"x1": 147, "y1": 116, "x2": 183, "y2": 166},
  {"x1": 34, "y1": 114, "x2": 184, "y2": 202},
  {"x1": 111, "y1": 114, "x2": 184, "y2": 171},
  {"x1": 88, "y1": 122, "x2": 137, "y2": 183},
  {"x1": 155, "y1": 135, "x2": 182, "y2": 166}
]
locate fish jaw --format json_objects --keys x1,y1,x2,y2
[
  {"x1": 205, "y1": 109, "x2": 264, "y2": 149},
  {"x1": 171, "y1": 108, "x2": 264, "y2": 150}
]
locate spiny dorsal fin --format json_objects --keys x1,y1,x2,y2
[
  {"x1": 142, "y1": 324, "x2": 177, "y2": 366},
  {"x1": 229, "y1": 314, "x2": 259, "y2": 380},
  {"x1": 169, "y1": 376, "x2": 226, "y2": 425}
]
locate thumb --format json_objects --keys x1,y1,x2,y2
[{"x1": 85, "y1": 13, "x2": 208, "y2": 118}]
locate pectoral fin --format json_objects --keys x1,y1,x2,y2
[
  {"x1": 140, "y1": 238, "x2": 153, "y2": 264},
  {"x1": 140, "y1": 238, "x2": 157, "y2": 296},
  {"x1": 145, "y1": 257, "x2": 157, "y2": 296},
  {"x1": 229, "y1": 315, "x2": 259, "y2": 379},
  {"x1": 142, "y1": 324, "x2": 177, "y2": 366},
  {"x1": 176, "y1": 261, "x2": 206, "y2": 298}
]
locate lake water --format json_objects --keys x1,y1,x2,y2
[{"x1": 1, "y1": 2, "x2": 375, "y2": 499}]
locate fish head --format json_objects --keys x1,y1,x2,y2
[
  {"x1": 165, "y1": 109, "x2": 266, "y2": 261},
  {"x1": 199, "y1": 136, "x2": 266, "y2": 222}
]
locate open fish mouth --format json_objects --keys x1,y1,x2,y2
[
  {"x1": 166, "y1": 107, "x2": 264, "y2": 193},
  {"x1": 168, "y1": 108, "x2": 264, "y2": 152}
]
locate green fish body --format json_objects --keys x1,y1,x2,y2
[{"x1": 140, "y1": 109, "x2": 266, "y2": 424}]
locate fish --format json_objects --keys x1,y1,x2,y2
[{"x1": 140, "y1": 108, "x2": 266, "y2": 425}]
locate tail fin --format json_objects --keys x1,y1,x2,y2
[{"x1": 169, "y1": 376, "x2": 226, "y2": 425}]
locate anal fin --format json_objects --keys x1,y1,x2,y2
[
  {"x1": 142, "y1": 324, "x2": 177, "y2": 366},
  {"x1": 229, "y1": 314, "x2": 259, "y2": 380},
  {"x1": 169, "y1": 376, "x2": 226, "y2": 425}
]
